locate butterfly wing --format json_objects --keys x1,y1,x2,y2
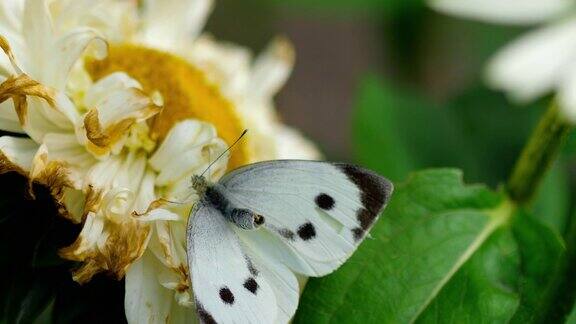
[
  {"x1": 219, "y1": 160, "x2": 393, "y2": 276},
  {"x1": 239, "y1": 232, "x2": 300, "y2": 324},
  {"x1": 187, "y1": 201, "x2": 277, "y2": 324}
]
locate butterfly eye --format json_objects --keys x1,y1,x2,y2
[{"x1": 254, "y1": 214, "x2": 265, "y2": 226}]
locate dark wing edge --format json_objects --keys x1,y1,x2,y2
[{"x1": 332, "y1": 163, "x2": 394, "y2": 240}]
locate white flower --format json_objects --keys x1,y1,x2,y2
[
  {"x1": 187, "y1": 35, "x2": 321, "y2": 161},
  {"x1": 0, "y1": 0, "x2": 320, "y2": 323},
  {"x1": 429, "y1": 0, "x2": 576, "y2": 123}
]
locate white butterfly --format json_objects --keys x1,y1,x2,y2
[{"x1": 187, "y1": 160, "x2": 393, "y2": 324}]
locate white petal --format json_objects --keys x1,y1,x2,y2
[
  {"x1": 275, "y1": 126, "x2": 321, "y2": 160},
  {"x1": 61, "y1": 188, "x2": 86, "y2": 223},
  {"x1": 0, "y1": 1, "x2": 23, "y2": 35},
  {"x1": 49, "y1": 0, "x2": 138, "y2": 42},
  {"x1": 113, "y1": 152, "x2": 147, "y2": 193},
  {"x1": 23, "y1": 0, "x2": 107, "y2": 89},
  {"x1": 237, "y1": 101, "x2": 280, "y2": 161},
  {"x1": 0, "y1": 74, "x2": 79, "y2": 138},
  {"x1": 134, "y1": 169, "x2": 157, "y2": 213},
  {"x1": 43, "y1": 133, "x2": 94, "y2": 168},
  {"x1": 486, "y1": 18, "x2": 576, "y2": 103},
  {"x1": 22, "y1": 0, "x2": 54, "y2": 79},
  {"x1": 0, "y1": 136, "x2": 38, "y2": 172},
  {"x1": 47, "y1": 27, "x2": 107, "y2": 90},
  {"x1": 139, "y1": 0, "x2": 213, "y2": 50},
  {"x1": 82, "y1": 152, "x2": 146, "y2": 196},
  {"x1": 0, "y1": 1, "x2": 24, "y2": 76},
  {"x1": 125, "y1": 251, "x2": 173, "y2": 324},
  {"x1": 169, "y1": 304, "x2": 199, "y2": 324},
  {"x1": 69, "y1": 212, "x2": 106, "y2": 256},
  {"x1": 136, "y1": 208, "x2": 181, "y2": 223},
  {"x1": 24, "y1": 97, "x2": 74, "y2": 143},
  {"x1": 154, "y1": 264, "x2": 197, "y2": 322},
  {"x1": 84, "y1": 72, "x2": 141, "y2": 108},
  {"x1": 79, "y1": 85, "x2": 160, "y2": 155},
  {"x1": 0, "y1": 100, "x2": 24, "y2": 133},
  {"x1": 90, "y1": 88, "x2": 158, "y2": 129},
  {"x1": 53, "y1": 91, "x2": 81, "y2": 128},
  {"x1": 102, "y1": 187, "x2": 136, "y2": 223},
  {"x1": 150, "y1": 120, "x2": 227, "y2": 186},
  {"x1": 43, "y1": 132, "x2": 96, "y2": 185},
  {"x1": 187, "y1": 35, "x2": 252, "y2": 96},
  {"x1": 84, "y1": 154, "x2": 124, "y2": 190},
  {"x1": 149, "y1": 220, "x2": 188, "y2": 270},
  {"x1": 429, "y1": 0, "x2": 572, "y2": 25},
  {"x1": 250, "y1": 37, "x2": 295, "y2": 100}
]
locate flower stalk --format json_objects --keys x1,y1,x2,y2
[{"x1": 507, "y1": 101, "x2": 573, "y2": 204}]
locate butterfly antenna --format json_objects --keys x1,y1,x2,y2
[{"x1": 200, "y1": 129, "x2": 248, "y2": 178}]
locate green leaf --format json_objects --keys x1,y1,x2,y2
[
  {"x1": 532, "y1": 161, "x2": 571, "y2": 234},
  {"x1": 353, "y1": 75, "x2": 415, "y2": 181},
  {"x1": 568, "y1": 307, "x2": 576, "y2": 324},
  {"x1": 294, "y1": 169, "x2": 563, "y2": 323},
  {"x1": 564, "y1": 133, "x2": 576, "y2": 161},
  {"x1": 509, "y1": 211, "x2": 564, "y2": 323},
  {"x1": 352, "y1": 76, "x2": 468, "y2": 182},
  {"x1": 351, "y1": 78, "x2": 542, "y2": 186},
  {"x1": 444, "y1": 86, "x2": 543, "y2": 185},
  {"x1": 415, "y1": 226, "x2": 519, "y2": 323}
]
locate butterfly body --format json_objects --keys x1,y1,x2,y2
[
  {"x1": 192, "y1": 175, "x2": 265, "y2": 230},
  {"x1": 187, "y1": 160, "x2": 393, "y2": 324}
]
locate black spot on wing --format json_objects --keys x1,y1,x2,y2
[
  {"x1": 352, "y1": 227, "x2": 364, "y2": 241},
  {"x1": 254, "y1": 214, "x2": 265, "y2": 226},
  {"x1": 219, "y1": 287, "x2": 235, "y2": 305},
  {"x1": 243, "y1": 277, "x2": 259, "y2": 294},
  {"x1": 196, "y1": 302, "x2": 218, "y2": 324},
  {"x1": 315, "y1": 193, "x2": 335, "y2": 210},
  {"x1": 297, "y1": 222, "x2": 316, "y2": 240},
  {"x1": 337, "y1": 164, "x2": 392, "y2": 241}
]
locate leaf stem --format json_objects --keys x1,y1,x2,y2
[{"x1": 507, "y1": 101, "x2": 572, "y2": 204}]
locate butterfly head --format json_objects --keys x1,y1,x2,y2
[{"x1": 191, "y1": 174, "x2": 209, "y2": 196}]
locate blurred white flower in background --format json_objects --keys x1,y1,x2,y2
[
  {"x1": 429, "y1": 0, "x2": 576, "y2": 123},
  {"x1": 0, "y1": 0, "x2": 320, "y2": 322}
]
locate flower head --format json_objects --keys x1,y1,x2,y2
[{"x1": 0, "y1": 0, "x2": 319, "y2": 322}]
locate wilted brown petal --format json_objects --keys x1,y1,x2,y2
[
  {"x1": 0, "y1": 74, "x2": 57, "y2": 126},
  {"x1": 60, "y1": 216, "x2": 151, "y2": 284},
  {"x1": 30, "y1": 148, "x2": 77, "y2": 221}
]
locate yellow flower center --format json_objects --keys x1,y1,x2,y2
[{"x1": 85, "y1": 44, "x2": 249, "y2": 169}]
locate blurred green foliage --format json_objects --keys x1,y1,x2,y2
[
  {"x1": 270, "y1": 0, "x2": 422, "y2": 14},
  {"x1": 352, "y1": 76, "x2": 545, "y2": 186}
]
